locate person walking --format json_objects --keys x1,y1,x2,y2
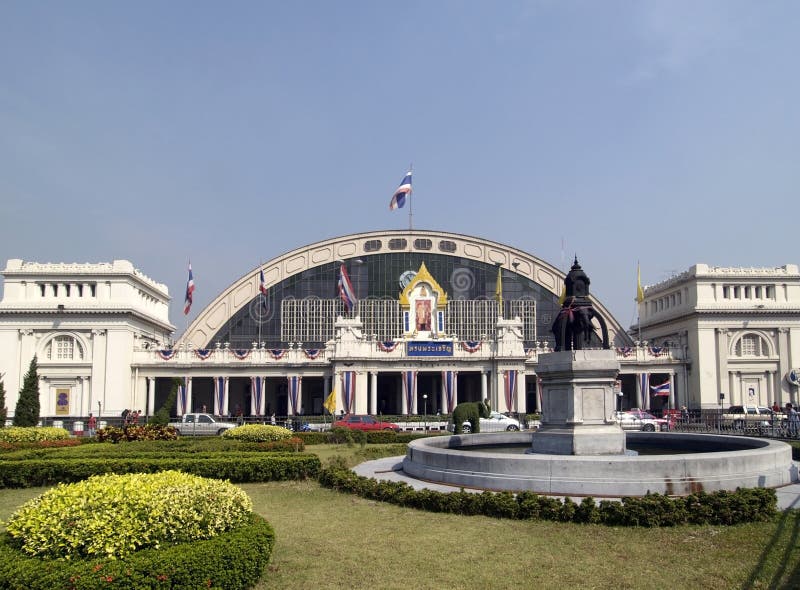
[
  {"x1": 87, "y1": 413, "x2": 97, "y2": 437},
  {"x1": 785, "y1": 403, "x2": 799, "y2": 438}
]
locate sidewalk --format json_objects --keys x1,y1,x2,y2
[{"x1": 354, "y1": 456, "x2": 800, "y2": 511}]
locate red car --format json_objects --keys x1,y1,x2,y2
[{"x1": 333, "y1": 414, "x2": 400, "y2": 432}]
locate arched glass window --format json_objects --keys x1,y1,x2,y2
[
  {"x1": 46, "y1": 335, "x2": 84, "y2": 361},
  {"x1": 735, "y1": 334, "x2": 765, "y2": 357}
]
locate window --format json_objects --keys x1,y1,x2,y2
[
  {"x1": 414, "y1": 238, "x2": 432, "y2": 250},
  {"x1": 438, "y1": 240, "x2": 457, "y2": 253},
  {"x1": 745, "y1": 286, "x2": 751, "y2": 298},
  {"x1": 363, "y1": 240, "x2": 382, "y2": 252},
  {"x1": 46, "y1": 335, "x2": 84, "y2": 361},
  {"x1": 734, "y1": 286, "x2": 740, "y2": 298},
  {"x1": 39, "y1": 284, "x2": 45, "y2": 297},
  {"x1": 755, "y1": 286, "x2": 762, "y2": 298},
  {"x1": 723, "y1": 286, "x2": 730, "y2": 298},
  {"x1": 735, "y1": 334, "x2": 767, "y2": 357},
  {"x1": 388, "y1": 239, "x2": 407, "y2": 250}
]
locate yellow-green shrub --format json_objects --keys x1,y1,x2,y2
[
  {"x1": 3, "y1": 470, "x2": 253, "y2": 560},
  {"x1": 0, "y1": 426, "x2": 70, "y2": 443},
  {"x1": 223, "y1": 423, "x2": 293, "y2": 442}
]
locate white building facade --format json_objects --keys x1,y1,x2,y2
[
  {"x1": 9, "y1": 231, "x2": 790, "y2": 423},
  {"x1": 636, "y1": 264, "x2": 800, "y2": 409},
  {"x1": 0, "y1": 259, "x2": 174, "y2": 420}
]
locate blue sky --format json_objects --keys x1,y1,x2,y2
[{"x1": 1, "y1": 1, "x2": 798, "y2": 330}]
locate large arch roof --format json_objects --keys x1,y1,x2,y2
[{"x1": 180, "y1": 229, "x2": 629, "y2": 347}]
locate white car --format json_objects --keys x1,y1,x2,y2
[
  {"x1": 613, "y1": 410, "x2": 669, "y2": 432},
  {"x1": 168, "y1": 413, "x2": 238, "y2": 436},
  {"x1": 456, "y1": 411, "x2": 522, "y2": 434}
]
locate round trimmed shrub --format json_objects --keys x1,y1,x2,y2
[
  {"x1": 4, "y1": 470, "x2": 253, "y2": 559},
  {"x1": 0, "y1": 513, "x2": 274, "y2": 589},
  {"x1": 223, "y1": 423, "x2": 293, "y2": 442},
  {"x1": 0, "y1": 426, "x2": 70, "y2": 443}
]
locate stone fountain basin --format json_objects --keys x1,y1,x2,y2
[{"x1": 402, "y1": 431, "x2": 797, "y2": 497}]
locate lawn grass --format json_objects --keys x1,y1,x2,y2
[{"x1": 1, "y1": 444, "x2": 799, "y2": 589}]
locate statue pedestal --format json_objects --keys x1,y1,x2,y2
[{"x1": 532, "y1": 349, "x2": 624, "y2": 455}]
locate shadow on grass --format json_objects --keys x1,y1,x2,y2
[{"x1": 741, "y1": 507, "x2": 800, "y2": 590}]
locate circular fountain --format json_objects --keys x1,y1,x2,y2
[
  {"x1": 402, "y1": 429, "x2": 796, "y2": 496},
  {"x1": 403, "y1": 261, "x2": 797, "y2": 497}
]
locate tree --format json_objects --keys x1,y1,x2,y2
[
  {"x1": 13, "y1": 356, "x2": 40, "y2": 427},
  {"x1": 0, "y1": 375, "x2": 7, "y2": 427},
  {"x1": 149, "y1": 378, "x2": 181, "y2": 426}
]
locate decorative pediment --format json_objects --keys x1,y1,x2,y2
[{"x1": 398, "y1": 262, "x2": 448, "y2": 308}]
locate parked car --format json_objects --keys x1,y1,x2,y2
[
  {"x1": 333, "y1": 414, "x2": 401, "y2": 432},
  {"x1": 614, "y1": 410, "x2": 670, "y2": 432},
  {"x1": 450, "y1": 411, "x2": 522, "y2": 434},
  {"x1": 168, "y1": 413, "x2": 238, "y2": 436}
]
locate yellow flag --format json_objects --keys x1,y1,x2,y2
[
  {"x1": 557, "y1": 284, "x2": 567, "y2": 306},
  {"x1": 324, "y1": 388, "x2": 337, "y2": 415},
  {"x1": 495, "y1": 266, "x2": 504, "y2": 316},
  {"x1": 636, "y1": 263, "x2": 645, "y2": 303}
]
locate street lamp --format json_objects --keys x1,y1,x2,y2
[{"x1": 423, "y1": 394, "x2": 428, "y2": 431}]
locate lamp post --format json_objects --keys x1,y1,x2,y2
[{"x1": 423, "y1": 394, "x2": 428, "y2": 431}]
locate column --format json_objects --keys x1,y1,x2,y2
[
  {"x1": 370, "y1": 372, "x2": 378, "y2": 415},
  {"x1": 481, "y1": 371, "x2": 488, "y2": 405},
  {"x1": 636, "y1": 374, "x2": 643, "y2": 409},
  {"x1": 147, "y1": 378, "x2": 156, "y2": 416}
]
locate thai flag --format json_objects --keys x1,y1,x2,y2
[
  {"x1": 338, "y1": 263, "x2": 357, "y2": 312},
  {"x1": 259, "y1": 268, "x2": 268, "y2": 295},
  {"x1": 389, "y1": 170, "x2": 412, "y2": 210},
  {"x1": 651, "y1": 382, "x2": 670, "y2": 396},
  {"x1": 183, "y1": 263, "x2": 195, "y2": 315}
]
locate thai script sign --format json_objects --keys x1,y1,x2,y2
[{"x1": 407, "y1": 341, "x2": 454, "y2": 357}]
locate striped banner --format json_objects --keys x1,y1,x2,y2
[
  {"x1": 157, "y1": 349, "x2": 177, "y2": 360},
  {"x1": 303, "y1": 348, "x2": 321, "y2": 360},
  {"x1": 441, "y1": 370, "x2": 457, "y2": 413},
  {"x1": 214, "y1": 377, "x2": 228, "y2": 416},
  {"x1": 268, "y1": 349, "x2": 286, "y2": 360},
  {"x1": 504, "y1": 370, "x2": 518, "y2": 412},
  {"x1": 232, "y1": 349, "x2": 251, "y2": 360},
  {"x1": 195, "y1": 348, "x2": 213, "y2": 360},
  {"x1": 461, "y1": 341, "x2": 481, "y2": 353},
  {"x1": 377, "y1": 341, "x2": 399, "y2": 352},
  {"x1": 639, "y1": 373, "x2": 650, "y2": 410},
  {"x1": 402, "y1": 371, "x2": 417, "y2": 415},
  {"x1": 177, "y1": 377, "x2": 191, "y2": 416},
  {"x1": 288, "y1": 376, "x2": 302, "y2": 415},
  {"x1": 341, "y1": 371, "x2": 356, "y2": 414},
  {"x1": 250, "y1": 376, "x2": 265, "y2": 416}
]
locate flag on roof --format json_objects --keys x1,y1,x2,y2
[
  {"x1": 338, "y1": 263, "x2": 357, "y2": 312},
  {"x1": 650, "y1": 382, "x2": 670, "y2": 396},
  {"x1": 183, "y1": 263, "x2": 195, "y2": 315},
  {"x1": 259, "y1": 268, "x2": 268, "y2": 296},
  {"x1": 389, "y1": 170, "x2": 413, "y2": 210}
]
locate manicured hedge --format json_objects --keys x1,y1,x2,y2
[
  {"x1": 0, "y1": 453, "x2": 321, "y2": 488},
  {"x1": 223, "y1": 424, "x2": 294, "y2": 442},
  {"x1": 318, "y1": 466, "x2": 778, "y2": 527},
  {"x1": 294, "y1": 430, "x2": 444, "y2": 445},
  {"x1": 0, "y1": 426, "x2": 70, "y2": 443},
  {"x1": 0, "y1": 512, "x2": 274, "y2": 589},
  {"x1": 96, "y1": 424, "x2": 178, "y2": 442}
]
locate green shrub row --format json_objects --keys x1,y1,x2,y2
[
  {"x1": 0, "y1": 454, "x2": 321, "y2": 488},
  {"x1": 0, "y1": 426, "x2": 70, "y2": 443},
  {"x1": 318, "y1": 466, "x2": 778, "y2": 527},
  {"x1": 0, "y1": 438, "x2": 82, "y2": 452},
  {"x1": 295, "y1": 429, "x2": 444, "y2": 445},
  {"x1": 0, "y1": 513, "x2": 274, "y2": 589},
  {"x1": 223, "y1": 424, "x2": 294, "y2": 442},
  {"x1": 96, "y1": 424, "x2": 178, "y2": 442},
  {"x1": 0, "y1": 445, "x2": 306, "y2": 461}
]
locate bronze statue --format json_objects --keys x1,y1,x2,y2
[{"x1": 551, "y1": 257, "x2": 610, "y2": 351}]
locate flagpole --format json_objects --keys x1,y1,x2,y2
[
  {"x1": 257, "y1": 261, "x2": 262, "y2": 348},
  {"x1": 408, "y1": 163, "x2": 413, "y2": 232}
]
